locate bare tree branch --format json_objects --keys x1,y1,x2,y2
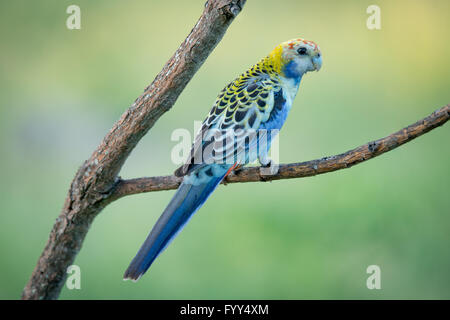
[
  {"x1": 22, "y1": 0, "x2": 247, "y2": 300},
  {"x1": 107, "y1": 105, "x2": 449, "y2": 200}
]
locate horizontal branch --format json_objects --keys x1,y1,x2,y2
[{"x1": 110, "y1": 104, "x2": 449, "y2": 200}]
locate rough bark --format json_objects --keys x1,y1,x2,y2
[{"x1": 21, "y1": 0, "x2": 247, "y2": 300}]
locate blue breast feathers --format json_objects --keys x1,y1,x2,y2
[
  {"x1": 282, "y1": 61, "x2": 302, "y2": 86},
  {"x1": 261, "y1": 88, "x2": 290, "y2": 132}
]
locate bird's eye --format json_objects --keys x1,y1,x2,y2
[{"x1": 297, "y1": 47, "x2": 307, "y2": 55}]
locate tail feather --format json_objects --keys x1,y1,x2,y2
[{"x1": 123, "y1": 173, "x2": 224, "y2": 281}]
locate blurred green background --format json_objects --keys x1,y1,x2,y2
[{"x1": 0, "y1": 0, "x2": 449, "y2": 299}]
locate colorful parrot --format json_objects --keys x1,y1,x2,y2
[{"x1": 124, "y1": 38, "x2": 322, "y2": 281}]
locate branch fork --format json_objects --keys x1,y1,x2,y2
[{"x1": 21, "y1": 0, "x2": 448, "y2": 300}]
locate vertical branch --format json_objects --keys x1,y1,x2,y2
[{"x1": 22, "y1": 0, "x2": 246, "y2": 300}]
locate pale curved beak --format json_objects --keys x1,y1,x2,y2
[{"x1": 312, "y1": 54, "x2": 322, "y2": 71}]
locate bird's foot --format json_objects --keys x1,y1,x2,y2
[
  {"x1": 259, "y1": 156, "x2": 272, "y2": 168},
  {"x1": 233, "y1": 164, "x2": 244, "y2": 174}
]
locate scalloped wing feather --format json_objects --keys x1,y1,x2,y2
[{"x1": 174, "y1": 68, "x2": 284, "y2": 177}]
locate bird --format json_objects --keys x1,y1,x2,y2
[{"x1": 123, "y1": 38, "x2": 322, "y2": 281}]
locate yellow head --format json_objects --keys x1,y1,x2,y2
[{"x1": 268, "y1": 38, "x2": 322, "y2": 78}]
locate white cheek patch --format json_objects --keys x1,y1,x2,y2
[{"x1": 294, "y1": 57, "x2": 314, "y2": 74}]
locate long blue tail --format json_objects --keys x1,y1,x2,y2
[{"x1": 123, "y1": 172, "x2": 225, "y2": 281}]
